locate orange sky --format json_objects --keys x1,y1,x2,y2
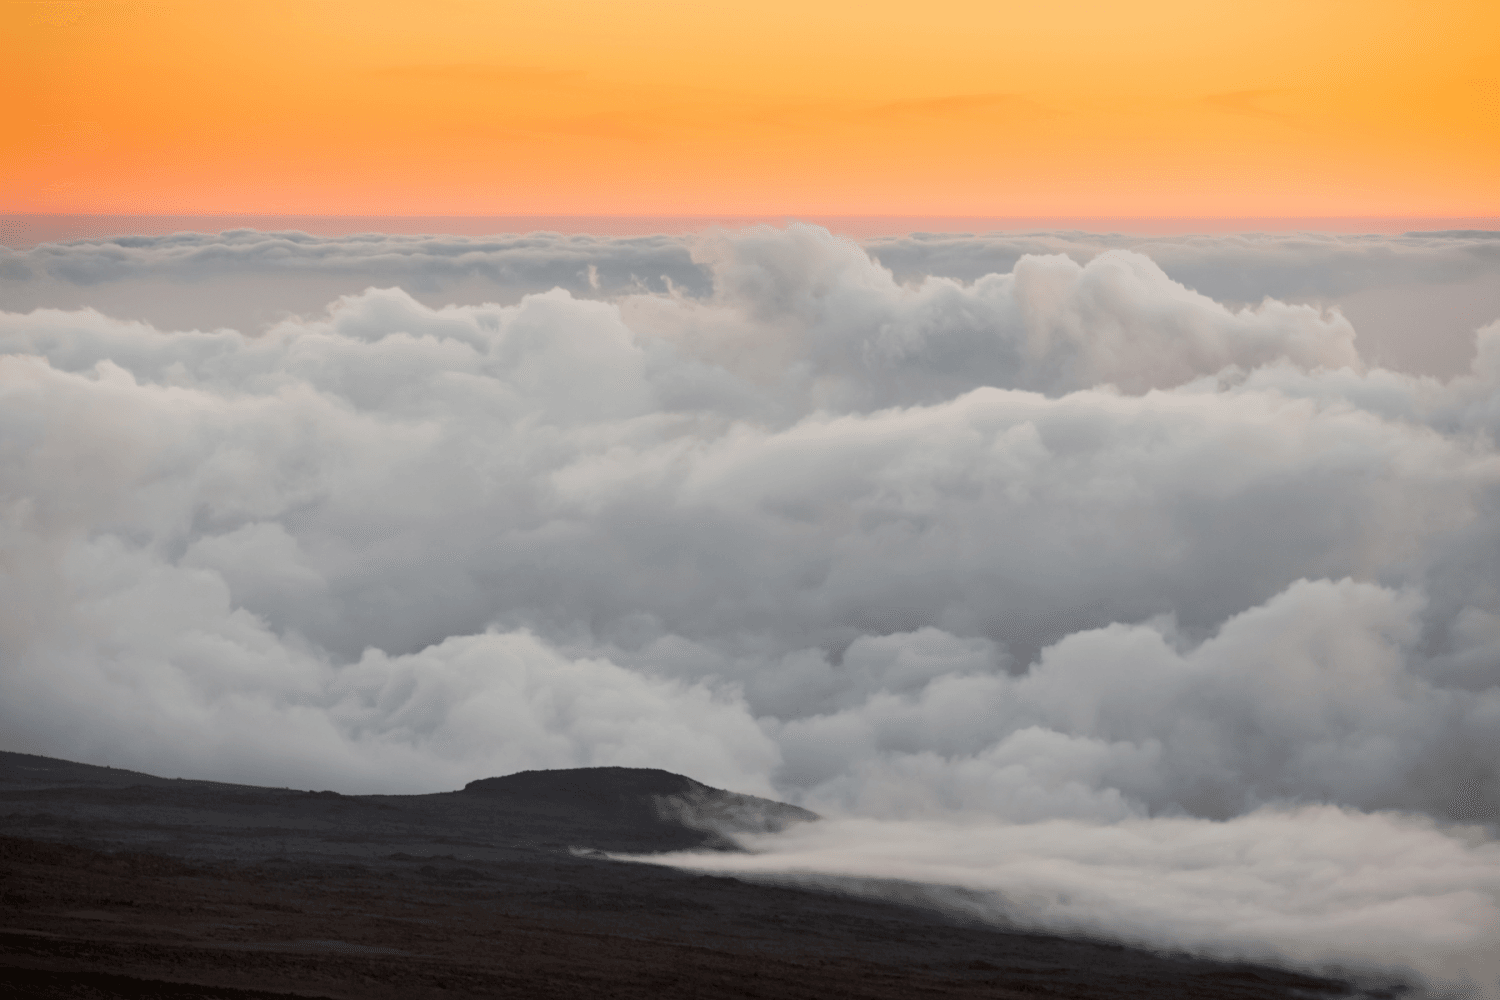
[{"x1": 4, "y1": 0, "x2": 1498, "y2": 217}]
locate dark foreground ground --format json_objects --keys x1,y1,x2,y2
[{"x1": 0, "y1": 751, "x2": 1387, "y2": 999}]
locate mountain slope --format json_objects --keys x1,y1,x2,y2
[{"x1": 0, "y1": 751, "x2": 1370, "y2": 1000}]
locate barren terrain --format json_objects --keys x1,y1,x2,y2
[{"x1": 0, "y1": 751, "x2": 1381, "y2": 998}]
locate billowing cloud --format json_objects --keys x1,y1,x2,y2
[
  {"x1": 3, "y1": 223, "x2": 1499, "y2": 994},
  {"x1": 865, "y1": 229, "x2": 1500, "y2": 377},
  {"x1": 0, "y1": 229, "x2": 709, "y2": 335},
  {"x1": 6, "y1": 226, "x2": 1499, "y2": 375}
]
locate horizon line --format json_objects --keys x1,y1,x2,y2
[
  {"x1": 4, "y1": 212, "x2": 1497, "y2": 249},
  {"x1": 8, "y1": 211, "x2": 1499, "y2": 220}
]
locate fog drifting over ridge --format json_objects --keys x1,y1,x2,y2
[{"x1": 3, "y1": 224, "x2": 1500, "y2": 994}]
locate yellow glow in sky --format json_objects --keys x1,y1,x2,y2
[{"x1": 4, "y1": 0, "x2": 1498, "y2": 215}]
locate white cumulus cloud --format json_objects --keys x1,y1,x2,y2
[{"x1": 3, "y1": 222, "x2": 1500, "y2": 994}]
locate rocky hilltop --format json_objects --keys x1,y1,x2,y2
[{"x1": 465, "y1": 766, "x2": 817, "y2": 842}]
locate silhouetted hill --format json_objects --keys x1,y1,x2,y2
[
  {"x1": 0, "y1": 750, "x2": 1376, "y2": 1000},
  {"x1": 0, "y1": 750, "x2": 188, "y2": 789},
  {"x1": 466, "y1": 764, "x2": 724, "y2": 803},
  {"x1": 464, "y1": 766, "x2": 817, "y2": 840}
]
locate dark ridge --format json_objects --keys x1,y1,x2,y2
[
  {"x1": 0, "y1": 750, "x2": 180, "y2": 789},
  {"x1": 464, "y1": 766, "x2": 817, "y2": 837},
  {"x1": 465, "y1": 764, "x2": 711, "y2": 803},
  {"x1": 0, "y1": 750, "x2": 1378, "y2": 1000}
]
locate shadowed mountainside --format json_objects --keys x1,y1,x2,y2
[{"x1": 0, "y1": 750, "x2": 1390, "y2": 999}]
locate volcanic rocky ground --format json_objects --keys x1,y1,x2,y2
[{"x1": 0, "y1": 750, "x2": 1389, "y2": 999}]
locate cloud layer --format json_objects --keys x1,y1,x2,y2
[
  {"x1": 6, "y1": 227, "x2": 1498, "y2": 374},
  {"x1": 634, "y1": 807, "x2": 1500, "y2": 995},
  {"x1": 4, "y1": 223, "x2": 1499, "y2": 993}
]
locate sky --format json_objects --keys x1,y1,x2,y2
[
  {"x1": 4, "y1": 225, "x2": 1500, "y2": 994},
  {"x1": 5, "y1": 0, "x2": 1499, "y2": 217}
]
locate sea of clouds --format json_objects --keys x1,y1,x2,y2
[{"x1": 3, "y1": 224, "x2": 1499, "y2": 994}]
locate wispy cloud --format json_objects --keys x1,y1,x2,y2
[
  {"x1": 865, "y1": 92, "x2": 1046, "y2": 120},
  {"x1": 366, "y1": 63, "x2": 587, "y2": 87},
  {"x1": 1202, "y1": 89, "x2": 1297, "y2": 123}
]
